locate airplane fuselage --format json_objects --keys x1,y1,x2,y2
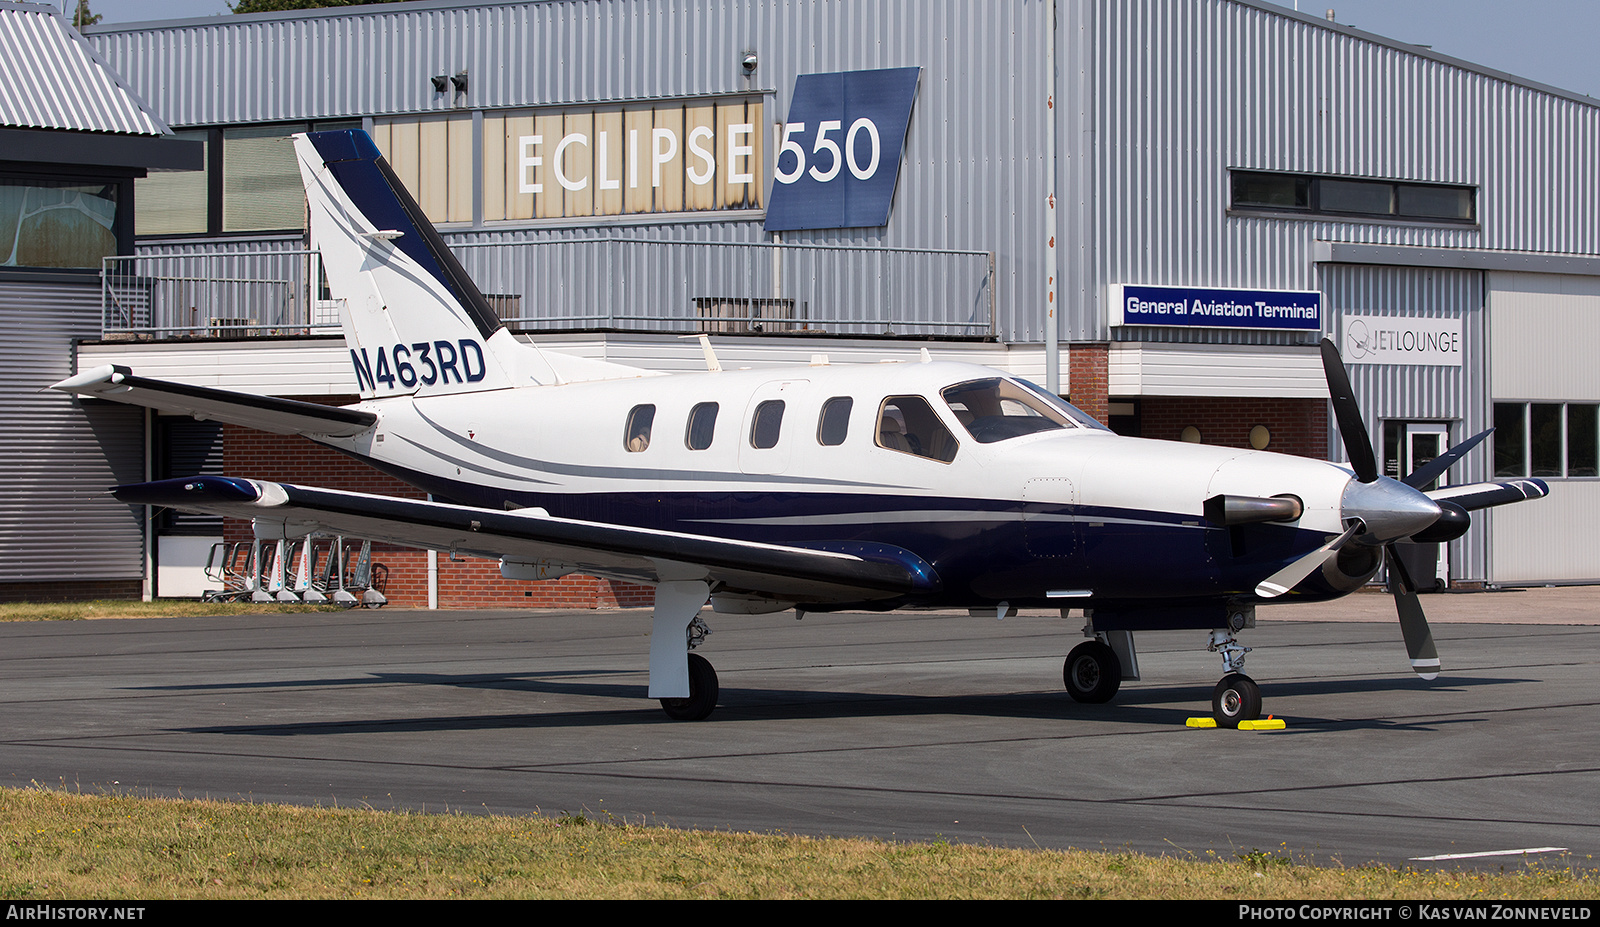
[{"x1": 315, "y1": 358, "x2": 1364, "y2": 616}]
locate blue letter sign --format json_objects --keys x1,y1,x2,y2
[
  {"x1": 764, "y1": 67, "x2": 921, "y2": 232},
  {"x1": 1108, "y1": 284, "x2": 1322, "y2": 332}
]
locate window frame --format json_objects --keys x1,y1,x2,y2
[
  {"x1": 1493, "y1": 401, "x2": 1600, "y2": 480},
  {"x1": 749, "y1": 399, "x2": 785, "y2": 450},
  {"x1": 875, "y1": 395, "x2": 960, "y2": 463},
  {"x1": 1230, "y1": 169, "x2": 1477, "y2": 226},
  {"x1": 134, "y1": 120, "x2": 362, "y2": 240},
  {"x1": 624, "y1": 404, "x2": 656, "y2": 452},
  {"x1": 685, "y1": 401, "x2": 719, "y2": 450},
  {"x1": 0, "y1": 166, "x2": 136, "y2": 275},
  {"x1": 817, "y1": 396, "x2": 853, "y2": 446}
]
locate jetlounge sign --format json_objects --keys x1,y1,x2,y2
[{"x1": 1341, "y1": 315, "x2": 1463, "y2": 367}]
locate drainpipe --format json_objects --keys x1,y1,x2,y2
[
  {"x1": 1043, "y1": 0, "x2": 1061, "y2": 394},
  {"x1": 427, "y1": 494, "x2": 438, "y2": 609},
  {"x1": 143, "y1": 407, "x2": 153, "y2": 602}
]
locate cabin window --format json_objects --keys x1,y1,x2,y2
[
  {"x1": 942, "y1": 378, "x2": 1073, "y2": 444},
  {"x1": 686, "y1": 402, "x2": 719, "y2": 450},
  {"x1": 625, "y1": 404, "x2": 655, "y2": 452},
  {"x1": 817, "y1": 397, "x2": 853, "y2": 446},
  {"x1": 876, "y1": 396, "x2": 958, "y2": 462},
  {"x1": 750, "y1": 400, "x2": 785, "y2": 449}
]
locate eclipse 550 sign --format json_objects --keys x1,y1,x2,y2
[{"x1": 764, "y1": 67, "x2": 920, "y2": 232}]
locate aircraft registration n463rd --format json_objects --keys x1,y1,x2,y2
[{"x1": 53, "y1": 130, "x2": 1549, "y2": 726}]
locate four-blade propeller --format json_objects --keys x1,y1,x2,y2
[{"x1": 1252, "y1": 338, "x2": 1506, "y2": 680}]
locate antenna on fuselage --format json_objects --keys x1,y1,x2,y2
[{"x1": 682, "y1": 333, "x2": 723, "y2": 373}]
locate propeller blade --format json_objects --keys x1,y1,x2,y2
[
  {"x1": 1428, "y1": 477, "x2": 1549, "y2": 512},
  {"x1": 1386, "y1": 544, "x2": 1441, "y2": 679},
  {"x1": 1320, "y1": 338, "x2": 1379, "y2": 483},
  {"x1": 1403, "y1": 427, "x2": 1494, "y2": 489},
  {"x1": 1255, "y1": 520, "x2": 1362, "y2": 598}
]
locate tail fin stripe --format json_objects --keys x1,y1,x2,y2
[{"x1": 308, "y1": 129, "x2": 503, "y2": 341}]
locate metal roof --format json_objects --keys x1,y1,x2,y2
[{"x1": 0, "y1": 1, "x2": 168, "y2": 135}]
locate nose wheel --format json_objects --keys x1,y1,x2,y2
[{"x1": 1212, "y1": 673, "x2": 1261, "y2": 728}]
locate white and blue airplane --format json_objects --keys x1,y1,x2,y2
[{"x1": 54, "y1": 130, "x2": 1549, "y2": 725}]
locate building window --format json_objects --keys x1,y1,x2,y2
[
  {"x1": 371, "y1": 114, "x2": 474, "y2": 225},
  {"x1": 1494, "y1": 402, "x2": 1599, "y2": 478},
  {"x1": 135, "y1": 129, "x2": 209, "y2": 236},
  {"x1": 1231, "y1": 170, "x2": 1475, "y2": 224},
  {"x1": 221, "y1": 126, "x2": 306, "y2": 232},
  {"x1": 134, "y1": 121, "x2": 359, "y2": 238},
  {"x1": 0, "y1": 175, "x2": 127, "y2": 270},
  {"x1": 481, "y1": 97, "x2": 764, "y2": 223}
]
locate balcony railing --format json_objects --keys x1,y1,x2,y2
[{"x1": 102, "y1": 239, "x2": 996, "y2": 341}]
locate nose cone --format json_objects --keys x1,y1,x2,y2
[{"x1": 1341, "y1": 477, "x2": 1443, "y2": 542}]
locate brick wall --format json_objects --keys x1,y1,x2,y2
[
  {"x1": 1137, "y1": 396, "x2": 1329, "y2": 459},
  {"x1": 1067, "y1": 342, "x2": 1110, "y2": 425},
  {"x1": 222, "y1": 408, "x2": 652, "y2": 609}
]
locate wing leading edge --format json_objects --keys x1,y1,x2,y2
[{"x1": 114, "y1": 477, "x2": 940, "y2": 605}]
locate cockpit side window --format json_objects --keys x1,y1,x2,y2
[
  {"x1": 941, "y1": 378, "x2": 1076, "y2": 443},
  {"x1": 877, "y1": 395, "x2": 958, "y2": 462},
  {"x1": 625, "y1": 404, "x2": 655, "y2": 452}
]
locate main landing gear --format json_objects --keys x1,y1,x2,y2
[
  {"x1": 650, "y1": 581, "x2": 720, "y2": 721},
  {"x1": 660, "y1": 652, "x2": 719, "y2": 721},
  {"x1": 1063, "y1": 639, "x2": 1122, "y2": 703}
]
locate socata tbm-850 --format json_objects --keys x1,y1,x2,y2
[{"x1": 56, "y1": 130, "x2": 1547, "y2": 725}]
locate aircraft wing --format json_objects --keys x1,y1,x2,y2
[
  {"x1": 113, "y1": 477, "x2": 939, "y2": 604},
  {"x1": 1427, "y1": 478, "x2": 1549, "y2": 512},
  {"x1": 53, "y1": 365, "x2": 376, "y2": 439}
]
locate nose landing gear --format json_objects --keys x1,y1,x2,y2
[{"x1": 1207, "y1": 610, "x2": 1262, "y2": 728}]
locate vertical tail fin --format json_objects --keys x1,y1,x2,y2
[{"x1": 295, "y1": 129, "x2": 526, "y2": 398}]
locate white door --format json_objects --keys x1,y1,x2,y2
[{"x1": 1404, "y1": 422, "x2": 1450, "y2": 585}]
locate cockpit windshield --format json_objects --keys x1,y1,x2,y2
[
  {"x1": 1015, "y1": 379, "x2": 1113, "y2": 432},
  {"x1": 941, "y1": 378, "x2": 1077, "y2": 443}
]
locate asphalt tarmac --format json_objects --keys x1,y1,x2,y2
[{"x1": 3, "y1": 586, "x2": 1597, "y2": 869}]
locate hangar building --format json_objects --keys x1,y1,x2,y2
[{"x1": 12, "y1": 0, "x2": 1597, "y2": 603}]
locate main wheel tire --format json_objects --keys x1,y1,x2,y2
[
  {"x1": 1063, "y1": 641, "x2": 1122, "y2": 703},
  {"x1": 660, "y1": 652, "x2": 719, "y2": 721},
  {"x1": 1212, "y1": 673, "x2": 1262, "y2": 728}
]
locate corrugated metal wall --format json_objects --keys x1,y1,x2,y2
[
  {"x1": 1059, "y1": 0, "x2": 1600, "y2": 343},
  {"x1": 92, "y1": 0, "x2": 1600, "y2": 348},
  {"x1": 93, "y1": 0, "x2": 1053, "y2": 341},
  {"x1": 0, "y1": 280, "x2": 145, "y2": 583}
]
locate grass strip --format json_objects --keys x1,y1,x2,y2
[
  {"x1": 2, "y1": 786, "x2": 1595, "y2": 900},
  {"x1": 0, "y1": 600, "x2": 347, "y2": 622}
]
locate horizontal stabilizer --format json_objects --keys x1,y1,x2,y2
[
  {"x1": 111, "y1": 477, "x2": 940, "y2": 605},
  {"x1": 53, "y1": 365, "x2": 376, "y2": 438},
  {"x1": 1427, "y1": 479, "x2": 1549, "y2": 512}
]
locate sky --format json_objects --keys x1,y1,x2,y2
[{"x1": 60, "y1": 0, "x2": 1600, "y2": 100}]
